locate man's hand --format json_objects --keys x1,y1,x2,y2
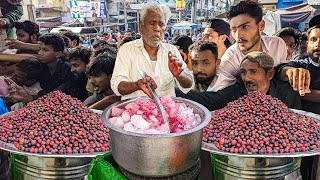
[
  {"x1": 6, "y1": 39, "x2": 27, "y2": 49},
  {"x1": 168, "y1": 51, "x2": 183, "y2": 77},
  {"x1": 0, "y1": 19, "x2": 7, "y2": 27},
  {"x1": 136, "y1": 76, "x2": 157, "y2": 98},
  {"x1": 5, "y1": 78, "x2": 33, "y2": 103},
  {"x1": 286, "y1": 67, "x2": 311, "y2": 96}
]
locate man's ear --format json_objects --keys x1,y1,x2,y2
[
  {"x1": 267, "y1": 68, "x2": 275, "y2": 80},
  {"x1": 30, "y1": 34, "x2": 38, "y2": 42},
  {"x1": 219, "y1": 34, "x2": 227, "y2": 43},
  {"x1": 259, "y1": 20, "x2": 265, "y2": 32},
  {"x1": 71, "y1": 40, "x2": 78, "y2": 47},
  {"x1": 55, "y1": 51, "x2": 63, "y2": 58},
  {"x1": 216, "y1": 59, "x2": 221, "y2": 69}
]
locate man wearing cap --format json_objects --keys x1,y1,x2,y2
[
  {"x1": 202, "y1": 18, "x2": 232, "y2": 59},
  {"x1": 172, "y1": 35, "x2": 193, "y2": 71},
  {"x1": 0, "y1": 0, "x2": 23, "y2": 39}
]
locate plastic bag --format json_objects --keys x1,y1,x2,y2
[{"x1": 88, "y1": 152, "x2": 127, "y2": 180}]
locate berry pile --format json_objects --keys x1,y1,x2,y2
[
  {"x1": 203, "y1": 91, "x2": 320, "y2": 154},
  {"x1": 0, "y1": 91, "x2": 110, "y2": 154}
]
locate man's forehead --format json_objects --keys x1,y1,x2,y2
[
  {"x1": 204, "y1": 28, "x2": 217, "y2": 34},
  {"x1": 240, "y1": 60, "x2": 260, "y2": 68},
  {"x1": 230, "y1": 14, "x2": 255, "y2": 28},
  {"x1": 309, "y1": 28, "x2": 320, "y2": 39},
  {"x1": 191, "y1": 50, "x2": 212, "y2": 59}
]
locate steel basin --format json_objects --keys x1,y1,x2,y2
[{"x1": 102, "y1": 97, "x2": 211, "y2": 177}]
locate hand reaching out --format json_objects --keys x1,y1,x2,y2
[{"x1": 168, "y1": 51, "x2": 183, "y2": 77}]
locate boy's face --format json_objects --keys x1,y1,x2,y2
[
  {"x1": 89, "y1": 73, "x2": 111, "y2": 94},
  {"x1": 16, "y1": 29, "x2": 31, "y2": 43},
  {"x1": 38, "y1": 42, "x2": 60, "y2": 64}
]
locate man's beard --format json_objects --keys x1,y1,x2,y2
[
  {"x1": 195, "y1": 73, "x2": 214, "y2": 86},
  {"x1": 238, "y1": 29, "x2": 261, "y2": 53}
]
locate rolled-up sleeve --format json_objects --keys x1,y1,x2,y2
[{"x1": 110, "y1": 46, "x2": 131, "y2": 96}]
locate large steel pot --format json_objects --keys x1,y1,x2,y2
[{"x1": 102, "y1": 97, "x2": 211, "y2": 177}]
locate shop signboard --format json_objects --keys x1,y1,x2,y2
[
  {"x1": 176, "y1": 0, "x2": 185, "y2": 10},
  {"x1": 70, "y1": 0, "x2": 107, "y2": 18}
]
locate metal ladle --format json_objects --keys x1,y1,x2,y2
[{"x1": 138, "y1": 70, "x2": 171, "y2": 133}]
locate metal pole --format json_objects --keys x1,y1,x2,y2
[
  {"x1": 178, "y1": 11, "x2": 182, "y2": 22},
  {"x1": 137, "y1": 10, "x2": 140, "y2": 32},
  {"x1": 191, "y1": 0, "x2": 197, "y2": 25},
  {"x1": 117, "y1": 2, "x2": 120, "y2": 31},
  {"x1": 124, "y1": 1, "x2": 128, "y2": 31}
]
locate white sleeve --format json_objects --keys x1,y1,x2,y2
[
  {"x1": 110, "y1": 46, "x2": 131, "y2": 96},
  {"x1": 207, "y1": 48, "x2": 239, "y2": 92}
]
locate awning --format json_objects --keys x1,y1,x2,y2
[
  {"x1": 275, "y1": 2, "x2": 316, "y2": 23},
  {"x1": 50, "y1": 27, "x2": 98, "y2": 34},
  {"x1": 171, "y1": 21, "x2": 196, "y2": 30}
]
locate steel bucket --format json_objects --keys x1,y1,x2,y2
[
  {"x1": 212, "y1": 154, "x2": 301, "y2": 180},
  {"x1": 10, "y1": 154, "x2": 92, "y2": 180},
  {"x1": 102, "y1": 97, "x2": 211, "y2": 177}
]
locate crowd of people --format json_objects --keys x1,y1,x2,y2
[{"x1": 0, "y1": 0, "x2": 320, "y2": 179}]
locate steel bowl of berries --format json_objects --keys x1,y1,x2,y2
[
  {"x1": 201, "y1": 92, "x2": 320, "y2": 180},
  {"x1": 102, "y1": 95, "x2": 211, "y2": 177},
  {"x1": 0, "y1": 91, "x2": 111, "y2": 179}
]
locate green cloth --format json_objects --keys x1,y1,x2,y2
[
  {"x1": 88, "y1": 152, "x2": 127, "y2": 180},
  {"x1": 0, "y1": 1, "x2": 23, "y2": 39}
]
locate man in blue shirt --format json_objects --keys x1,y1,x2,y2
[{"x1": 0, "y1": 98, "x2": 8, "y2": 115}]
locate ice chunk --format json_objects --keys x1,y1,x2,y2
[
  {"x1": 121, "y1": 111, "x2": 131, "y2": 123},
  {"x1": 109, "y1": 117, "x2": 124, "y2": 128},
  {"x1": 125, "y1": 103, "x2": 140, "y2": 115},
  {"x1": 123, "y1": 122, "x2": 137, "y2": 132},
  {"x1": 111, "y1": 106, "x2": 124, "y2": 117},
  {"x1": 130, "y1": 115, "x2": 150, "y2": 130},
  {"x1": 144, "y1": 129, "x2": 162, "y2": 134}
]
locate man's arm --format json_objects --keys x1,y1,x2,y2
[
  {"x1": 6, "y1": 40, "x2": 40, "y2": 51},
  {"x1": 0, "y1": 54, "x2": 39, "y2": 63},
  {"x1": 168, "y1": 49, "x2": 194, "y2": 91},
  {"x1": 277, "y1": 59, "x2": 311, "y2": 96},
  {"x1": 301, "y1": 89, "x2": 320, "y2": 103},
  {"x1": 175, "y1": 83, "x2": 241, "y2": 111},
  {"x1": 89, "y1": 94, "x2": 121, "y2": 110},
  {"x1": 1, "y1": 4, "x2": 23, "y2": 28}
]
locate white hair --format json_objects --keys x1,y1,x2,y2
[{"x1": 140, "y1": 2, "x2": 171, "y2": 26}]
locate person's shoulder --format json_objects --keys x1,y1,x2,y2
[
  {"x1": 262, "y1": 35, "x2": 286, "y2": 46},
  {"x1": 221, "y1": 43, "x2": 240, "y2": 60}
]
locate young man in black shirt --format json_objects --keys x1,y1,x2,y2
[
  {"x1": 6, "y1": 34, "x2": 85, "y2": 102},
  {"x1": 84, "y1": 53, "x2": 120, "y2": 109},
  {"x1": 68, "y1": 47, "x2": 91, "y2": 101}
]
